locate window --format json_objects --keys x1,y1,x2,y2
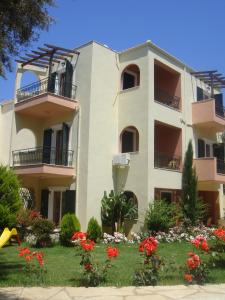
[
  {"x1": 121, "y1": 127, "x2": 139, "y2": 153},
  {"x1": 121, "y1": 64, "x2": 140, "y2": 90},
  {"x1": 198, "y1": 139, "x2": 205, "y2": 158},
  {"x1": 160, "y1": 191, "x2": 172, "y2": 204},
  {"x1": 197, "y1": 86, "x2": 209, "y2": 101}
]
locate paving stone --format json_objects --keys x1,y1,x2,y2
[
  {"x1": 0, "y1": 288, "x2": 22, "y2": 300},
  {"x1": 157, "y1": 289, "x2": 199, "y2": 299},
  {"x1": 185, "y1": 292, "x2": 225, "y2": 300},
  {"x1": 66, "y1": 287, "x2": 134, "y2": 297},
  {"x1": 74, "y1": 297, "x2": 123, "y2": 300},
  {"x1": 48, "y1": 290, "x2": 72, "y2": 300},
  {"x1": 125, "y1": 295, "x2": 168, "y2": 300},
  {"x1": 20, "y1": 287, "x2": 63, "y2": 300}
]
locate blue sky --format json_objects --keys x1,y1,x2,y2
[{"x1": 1, "y1": 0, "x2": 225, "y2": 101}]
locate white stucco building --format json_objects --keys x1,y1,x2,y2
[{"x1": 1, "y1": 40, "x2": 225, "y2": 229}]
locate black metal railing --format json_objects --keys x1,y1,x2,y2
[
  {"x1": 16, "y1": 77, "x2": 77, "y2": 102},
  {"x1": 12, "y1": 147, "x2": 74, "y2": 167},
  {"x1": 217, "y1": 159, "x2": 225, "y2": 174},
  {"x1": 155, "y1": 88, "x2": 180, "y2": 110},
  {"x1": 154, "y1": 151, "x2": 181, "y2": 170},
  {"x1": 215, "y1": 104, "x2": 225, "y2": 119}
]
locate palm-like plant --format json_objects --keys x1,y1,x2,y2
[{"x1": 101, "y1": 190, "x2": 138, "y2": 232}]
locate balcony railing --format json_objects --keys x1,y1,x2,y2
[
  {"x1": 16, "y1": 77, "x2": 77, "y2": 102},
  {"x1": 12, "y1": 147, "x2": 74, "y2": 167},
  {"x1": 155, "y1": 88, "x2": 180, "y2": 110},
  {"x1": 154, "y1": 151, "x2": 181, "y2": 170},
  {"x1": 217, "y1": 159, "x2": 225, "y2": 174},
  {"x1": 215, "y1": 104, "x2": 225, "y2": 119}
]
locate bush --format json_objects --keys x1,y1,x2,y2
[
  {"x1": 87, "y1": 217, "x2": 102, "y2": 242},
  {"x1": 0, "y1": 165, "x2": 22, "y2": 230},
  {"x1": 0, "y1": 205, "x2": 16, "y2": 231},
  {"x1": 31, "y1": 218, "x2": 54, "y2": 247},
  {"x1": 17, "y1": 208, "x2": 42, "y2": 240},
  {"x1": 60, "y1": 213, "x2": 80, "y2": 246},
  {"x1": 145, "y1": 200, "x2": 181, "y2": 232}
]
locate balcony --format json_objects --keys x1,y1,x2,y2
[
  {"x1": 192, "y1": 99, "x2": 225, "y2": 132},
  {"x1": 155, "y1": 88, "x2": 180, "y2": 110},
  {"x1": 154, "y1": 152, "x2": 181, "y2": 171},
  {"x1": 12, "y1": 147, "x2": 75, "y2": 178},
  {"x1": 154, "y1": 59, "x2": 181, "y2": 111},
  {"x1": 194, "y1": 157, "x2": 225, "y2": 183},
  {"x1": 15, "y1": 78, "x2": 78, "y2": 118}
]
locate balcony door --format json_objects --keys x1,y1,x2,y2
[
  {"x1": 43, "y1": 188, "x2": 76, "y2": 225},
  {"x1": 43, "y1": 123, "x2": 70, "y2": 166}
]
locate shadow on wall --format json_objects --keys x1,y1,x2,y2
[{"x1": 112, "y1": 166, "x2": 129, "y2": 192}]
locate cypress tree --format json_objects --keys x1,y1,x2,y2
[{"x1": 181, "y1": 141, "x2": 199, "y2": 225}]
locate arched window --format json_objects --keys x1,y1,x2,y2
[
  {"x1": 121, "y1": 64, "x2": 140, "y2": 90},
  {"x1": 123, "y1": 191, "x2": 138, "y2": 219},
  {"x1": 120, "y1": 126, "x2": 139, "y2": 153}
]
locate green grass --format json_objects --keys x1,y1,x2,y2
[{"x1": 0, "y1": 241, "x2": 225, "y2": 286}]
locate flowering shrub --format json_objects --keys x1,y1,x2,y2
[
  {"x1": 107, "y1": 246, "x2": 119, "y2": 258},
  {"x1": 133, "y1": 237, "x2": 163, "y2": 286},
  {"x1": 213, "y1": 228, "x2": 225, "y2": 241},
  {"x1": 71, "y1": 231, "x2": 87, "y2": 242},
  {"x1": 184, "y1": 252, "x2": 209, "y2": 284},
  {"x1": 190, "y1": 236, "x2": 209, "y2": 252},
  {"x1": 18, "y1": 247, "x2": 46, "y2": 283},
  {"x1": 103, "y1": 232, "x2": 128, "y2": 244},
  {"x1": 211, "y1": 228, "x2": 225, "y2": 256},
  {"x1": 75, "y1": 237, "x2": 119, "y2": 286}
]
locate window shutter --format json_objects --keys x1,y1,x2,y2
[
  {"x1": 214, "y1": 94, "x2": 223, "y2": 117},
  {"x1": 42, "y1": 129, "x2": 52, "y2": 164},
  {"x1": 213, "y1": 143, "x2": 224, "y2": 160},
  {"x1": 62, "y1": 190, "x2": 76, "y2": 216},
  {"x1": 41, "y1": 189, "x2": 49, "y2": 218},
  {"x1": 197, "y1": 87, "x2": 204, "y2": 101},
  {"x1": 63, "y1": 60, "x2": 73, "y2": 98},
  {"x1": 48, "y1": 72, "x2": 57, "y2": 93},
  {"x1": 198, "y1": 139, "x2": 205, "y2": 158},
  {"x1": 62, "y1": 123, "x2": 70, "y2": 165}
]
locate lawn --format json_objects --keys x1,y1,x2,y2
[{"x1": 0, "y1": 241, "x2": 225, "y2": 286}]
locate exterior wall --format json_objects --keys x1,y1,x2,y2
[
  {"x1": 84, "y1": 43, "x2": 119, "y2": 227},
  {"x1": 118, "y1": 46, "x2": 150, "y2": 225},
  {"x1": 0, "y1": 101, "x2": 14, "y2": 165}
]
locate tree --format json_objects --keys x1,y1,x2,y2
[
  {"x1": 181, "y1": 141, "x2": 206, "y2": 225},
  {"x1": 0, "y1": 165, "x2": 22, "y2": 229},
  {"x1": 0, "y1": 0, "x2": 54, "y2": 77}
]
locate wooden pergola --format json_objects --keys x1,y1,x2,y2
[
  {"x1": 16, "y1": 44, "x2": 80, "y2": 77},
  {"x1": 191, "y1": 70, "x2": 225, "y2": 97}
]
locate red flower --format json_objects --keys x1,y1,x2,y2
[
  {"x1": 191, "y1": 236, "x2": 209, "y2": 252},
  {"x1": 80, "y1": 239, "x2": 95, "y2": 251},
  {"x1": 186, "y1": 252, "x2": 200, "y2": 270},
  {"x1": 213, "y1": 228, "x2": 225, "y2": 241},
  {"x1": 139, "y1": 237, "x2": 158, "y2": 256},
  {"x1": 184, "y1": 273, "x2": 193, "y2": 283},
  {"x1": 35, "y1": 252, "x2": 44, "y2": 266},
  {"x1": 201, "y1": 240, "x2": 209, "y2": 252},
  {"x1": 71, "y1": 231, "x2": 87, "y2": 241},
  {"x1": 19, "y1": 247, "x2": 31, "y2": 257},
  {"x1": 25, "y1": 255, "x2": 32, "y2": 262},
  {"x1": 84, "y1": 263, "x2": 92, "y2": 270},
  {"x1": 107, "y1": 246, "x2": 119, "y2": 259}
]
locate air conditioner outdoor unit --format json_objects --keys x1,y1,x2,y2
[{"x1": 112, "y1": 153, "x2": 130, "y2": 166}]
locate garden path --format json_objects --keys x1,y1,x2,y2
[{"x1": 0, "y1": 284, "x2": 225, "y2": 300}]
